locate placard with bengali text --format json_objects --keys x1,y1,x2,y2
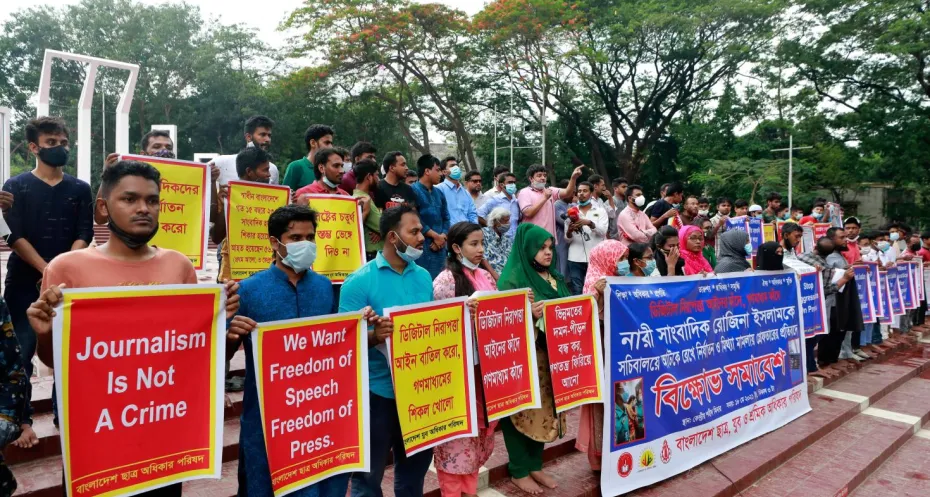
[
  {"x1": 302, "y1": 194, "x2": 366, "y2": 284},
  {"x1": 225, "y1": 181, "x2": 290, "y2": 281},
  {"x1": 543, "y1": 295, "x2": 604, "y2": 412},
  {"x1": 120, "y1": 154, "x2": 210, "y2": 269},
  {"x1": 385, "y1": 298, "x2": 477, "y2": 456}
]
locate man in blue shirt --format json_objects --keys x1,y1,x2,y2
[
  {"x1": 227, "y1": 204, "x2": 376, "y2": 497},
  {"x1": 339, "y1": 204, "x2": 434, "y2": 497},
  {"x1": 410, "y1": 155, "x2": 450, "y2": 279},
  {"x1": 2, "y1": 116, "x2": 93, "y2": 448},
  {"x1": 435, "y1": 156, "x2": 477, "y2": 225},
  {"x1": 477, "y1": 172, "x2": 520, "y2": 239}
]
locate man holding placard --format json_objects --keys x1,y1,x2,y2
[
  {"x1": 339, "y1": 205, "x2": 435, "y2": 497},
  {"x1": 26, "y1": 160, "x2": 240, "y2": 497},
  {"x1": 226, "y1": 204, "x2": 376, "y2": 497}
]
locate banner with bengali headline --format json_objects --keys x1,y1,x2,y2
[
  {"x1": 302, "y1": 194, "x2": 366, "y2": 284},
  {"x1": 225, "y1": 181, "x2": 291, "y2": 281},
  {"x1": 798, "y1": 271, "x2": 827, "y2": 338},
  {"x1": 601, "y1": 271, "x2": 811, "y2": 496},
  {"x1": 251, "y1": 312, "x2": 369, "y2": 497},
  {"x1": 888, "y1": 266, "x2": 906, "y2": 316},
  {"x1": 853, "y1": 265, "x2": 876, "y2": 323},
  {"x1": 473, "y1": 289, "x2": 541, "y2": 421},
  {"x1": 723, "y1": 216, "x2": 751, "y2": 261},
  {"x1": 385, "y1": 298, "x2": 478, "y2": 456},
  {"x1": 53, "y1": 285, "x2": 226, "y2": 497},
  {"x1": 864, "y1": 262, "x2": 886, "y2": 321},
  {"x1": 120, "y1": 154, "x2": 210, "y2": 269},
  {"x1": 902, "y1": 261, "x2": 919, "y2": 310},
  {"x1": 543, "y1": 295, "x2": 604, "y2": 412}
]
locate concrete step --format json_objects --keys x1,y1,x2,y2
[{"x1": 850, "y1": 424, "x2": 930, "y2": 496}]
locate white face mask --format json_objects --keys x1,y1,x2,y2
[
  {"x1": 277, "y1": 240, "x2": 317, "y2": 273},
  {"x1": 698, "y1": 209, "x2": 709, "y2": 217},
  {"x1": 531, "y1": 181, "x2": 546, "y2": 190},
  {"x1": 460, "y1": 254, "x2": 480, "y2": 270},
  {"x1": 634, "y1": 196, "x2": 646, "y2": 208},
  {"x1": 860, "y1": 246, "x2": 872, "y2": 256}
]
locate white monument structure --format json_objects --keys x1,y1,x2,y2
[
  {"x1": 36, "y1": 49, "x2": 139, "y2": 183},
  {"x1": 150, "y1": 124, "x2": 177, "y2": 150},
  {"x1": 0, "y1": 107, "x2": 10, "y2": 184}
]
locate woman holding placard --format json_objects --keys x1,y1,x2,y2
[
  {"x1": 431, "y1": 222, "x2": 498, "y2": 497},
  {"x1": 495, "y1": 224, "x2": 569, "y2": 494},
  {"x1": 575, "y1": 240, "x2": 627, "y2": 472}
]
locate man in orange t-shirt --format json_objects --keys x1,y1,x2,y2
[{"x1": 27, "y1": 160, "x2": 239, "y2": 497}]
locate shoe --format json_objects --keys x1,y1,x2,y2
[
  {"x1": 845, "y1": 354, "x2": 864, "y2": 362},
  {"x1": 853, "y1": 350, "x2": 872, "y2": 359}
]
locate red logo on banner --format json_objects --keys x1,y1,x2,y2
[
  {"x1": 661, "y1": 440, "x2": 672, "y2": 464},
  {"x1": 618, "y1": 452, "x2": 634, "y2": 478}
]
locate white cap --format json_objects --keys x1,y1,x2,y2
[{"x1": 749, "y1": 204, "x2": 763, "y2": 212}]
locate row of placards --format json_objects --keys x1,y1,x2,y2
[
  {"x1": 53, "y1": 286, "x2": 603, "y2": 497},
  {"x1": 119, "y1": 154, "x2": 366, "y2": 282}
]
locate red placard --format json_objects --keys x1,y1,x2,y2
[
  {"x1": 542, "y1": 295, "x2": 604, "y2": 412},
  {"x1": 473, "y1": 290, "x2": 541, "y2": 421},
  {"x1": 54, "y1": 286, "x2": 225, "y2": 497},
  {"x1": 813, "y1": 223, "x2": 831, "y2": 240},
  {"x1": 252, "y1": 312, "x2": 368, "y2": 496}
]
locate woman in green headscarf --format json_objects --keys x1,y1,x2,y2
[{"x1": 496, "y1": 223, "x2": 570, "y2": 494}]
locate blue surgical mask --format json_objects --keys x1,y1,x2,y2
[
  {"x1": 579, "y1": 199, "x2": 591, "y2": 207},
  {"x1": 672, "y1": 203, "x2": 681, "y2": 210},
  {"x1": 278, "y1": 240, "x2": 317, "y2": 273},
  {"x1": 642, "y1": 259, "x2": 657, "y2": 275},
  {"x1": 878, "y1": 241, "x2": 891, "y2": 252},
  {"x1": 616, "y1": 260, "x2": 630, "y2": 276},
  {"x1": 744, "y1": 243, "x2": 753, "y2": 256},
  {"x1": 392, "y1": 231, "x2": 423, "y2": 262},
  {"x1": 322, "y1": 176, "x2": 339, "y2": 189},
  {"x1": 505, "y1": 183, "x2": 517, "y2": 195},
  {"x1": 812, "y1": 211, "x2": 823, "y2": 220},
  {"x1": 449, "y1": 166, "x2": 462, "y2": 180},
  {"x1": 890, "y1": 232, "x2": 900, "y2": 242}
]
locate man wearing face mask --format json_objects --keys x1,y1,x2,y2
[
  {"x1": 478, "y1": 172, "x2": 520, "y2": 239},
  {"x1": 645, "y1": 181, "x2": 684, "y2": 229},
  {"x1": 339, "y1": 205, "x2": 435, "y2": 497},
  {"x1": 798, "y1": 236, "x2": 854, "y2": 372},
  {"x1": 224, "y1": 204, "x2": 375, "y2": 497},
  {"x1": 294, "y1": 148, "x2": 350, "y2": 199},
  {"x1": 697, "y1": 197, "x2": 711, "y2": 219},
  {"x1": 2, "y1": 117, "x2": 93, "y2": 449},
  {"x1": 27, "y1": 161, "x2": 240, "y2": 497},
  {"x1": 436, "y1": 156, "x2": 478, "y2": 225},
  {"x1": 617, "y1": 184, "x2": 657, "y2": 248}
]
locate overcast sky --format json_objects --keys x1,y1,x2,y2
[{"x1": 1, "y1": 0, "x2": 488, "y2": 48}]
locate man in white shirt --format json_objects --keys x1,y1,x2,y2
[
  {"x1": 483, "y1": 165, "x2": 510, "y2": 197},
  {"x1": 211, "y1": 115, "x2": 280, "y2": 186},
  {"x1": 565, "y1": 181, "x2": 608, "y2": 295}
]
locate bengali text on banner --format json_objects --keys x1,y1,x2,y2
[
  {"x1": 53, "y1": 285, "x2": 226, "y2": 497},
  {"x1": 225, "y1": 181, "x2": 291, "y2": 281},
  {"x1": 747, "y1": 217, "x2": 764, "y2": 256},
  {"x1": 601, "y1": 272, "x2": 811, "y2": 496},
  {"x1": 385, "y1": 298, "x2": 478, "y2": 456},
  {"x1": 120, "y1": 154, "x2": 210, "y2": 269},
  {"x1": 472, "y1": 290, "x2": 541, "y2": 421},
  {"x1": 864, "y1": 262, "x2": 885, "y2": 321},
  {"x1": 853, "y1": 265, "x2": 876, "y2": 323},
  {"x1": 798, "y1": 271, "x2": 827, "y2": 338},
  {"x1": 302, "y1": 195, "x2": 365, "y2": 284},
  {"x1": 543, "y1": 295, "x2": 604, "y2": 412},
  {"x1": 251, "y1": 312, "x2": 369, "y2": 497},
  {"x1": 888, "y1": 266, "x2": 906, "y2": 316}
]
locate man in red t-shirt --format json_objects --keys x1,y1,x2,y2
[
  {"x1": 294, "y1": 147, "x2": 351, "y2": 200},
  {"x1": 843, "y1": 217, "x2": 862, "y2": 264}
]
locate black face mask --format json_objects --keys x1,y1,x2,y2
[
  {"x1": 911, "y1": 243, "x2": 922, "y2": 253},
  {"x1": 37, "y1": 145, "x2": 69, "y2": 167},
  {"x1": 817, "y1": 247, "x2": 833, "y2": 257},
  {"x1": 108, "y1": 216, "x2": 158, "y2": 249},
  {"x1": 530, "y1": 258, "x2": 550, "y2": 273}
]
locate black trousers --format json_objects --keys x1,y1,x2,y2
[{"x1": 818, "y1": 307, "x2": 845, "y2": 366}]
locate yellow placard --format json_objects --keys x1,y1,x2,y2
[
  {"x1": 385, "y1": 298, "x2": 477, "y2": 456},
  {"x1": 121, "y1": 154, "x2": 210, "y2": 269},
  {"x1": 226, "y1": 181, "x2": 290, "y2": 281},
  {"x1": 303, "y1": 194, "x2": 366, "y2": 283},
  {"x1": 762, "y1": 223, "x2": 776, "y2": 243}
]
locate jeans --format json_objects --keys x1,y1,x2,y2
[
  {"x1": 567, "y1": 261, "x2": 588, "y2": 296},
  {"x1": 351, "y1": 393, "x2": 433, "y2": 497}
]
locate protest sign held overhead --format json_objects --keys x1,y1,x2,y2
[
  {"x1": 53, "y1": 285, "x2": 225, "y2": 497},
  {"x1": 473, "y1": 289, "x2": 541, "y2": 421},
  {"x1": 385, "y1": 298, "x2": 478, "y2": 456},
  {"x1": 225, "y1": 181, "x2": 291, "y2": 281},
  {"x1": 602, "y1": 272, "x2": 810, "y2": 496},
  {"x1": 120, "y1": 154, "x2": 211, "y2": 269},
  {"x1": 300, "y1": 194, "x2": 366, "y2": 284},
  {"x1": 251, "y1": 312, "x2": 369, "y2": 497},
  {"x1": 542, "y1": 295, "x2": 604, "y2": 412}
]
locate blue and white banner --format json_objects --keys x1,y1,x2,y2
[
  {"x1": 601, "y1": 272, "x2": 811, "y2": 496},
  {"x1": 853, "y1": 265, "x2": 875, "y2": 323},
  {"x1": 798, "y1": 271, "x2": 827, "y2": 338},
  {"x1": 747, "y1": 217, "x2": 764, "y2": 256},
  {"x1": 865, "y1": 262, "x2": 885, "y2": 320},
  {"x1": 887, "y1": 268, "x2": 905, "y2": 317}
]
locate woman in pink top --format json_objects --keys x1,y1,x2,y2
[
  {"x1": 575, "y1": 240, "x2": 628, "y2": 471},
  {"x1": 679, "y1": 225, "x2": 713, "y2": 275},
  {"x1": 432, "y1": 222, "x2": 497, "y2": 497}
]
